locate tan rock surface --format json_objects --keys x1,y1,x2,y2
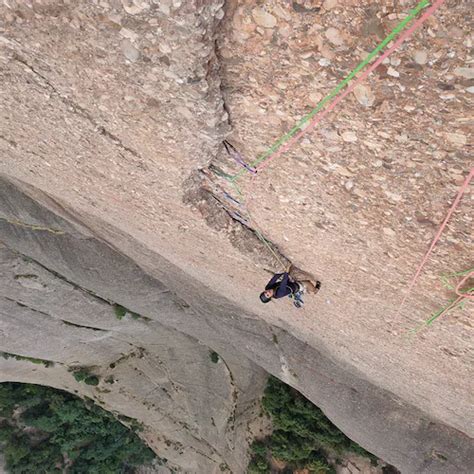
[
  {"x1": 0, "y1": 1, "x2": 473, "y2": 473},
  {"x1": 218, "y1": 0, "x2": 473, "y2": 437}
]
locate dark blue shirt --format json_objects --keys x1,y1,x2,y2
[{"x1": 265, "y1": 272, "x2": 299, "y2": 299}]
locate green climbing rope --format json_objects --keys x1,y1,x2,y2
[{"x1": 232, "y1": 0, "x2": 430, "y2": 180}]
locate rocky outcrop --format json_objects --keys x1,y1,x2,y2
[
  {"x1": 0, "y1": 176, "x2": 267, "y2": 473},
  {"x1": 1, "y1": 0, "x2": 473, "y2": 473},
  {"x1": 1, "y1": 176, "x2": 472, "y2": 473}
]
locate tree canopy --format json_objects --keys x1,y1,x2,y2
[{"x1": 0, "y1": 382, "x2": 155, "y2": 473}]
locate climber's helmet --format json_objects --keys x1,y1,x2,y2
[{"x1": 259, "y1": 289, "x2": 273, "y2": 303}]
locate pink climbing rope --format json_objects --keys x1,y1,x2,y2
[
  {"x1": 399, "y1": 168, "x2": 474, "y2": 311},
  {"x1": 455, "y1": 270, "x2": 474, "y2": 301},
  {"x1": 257, "y1": 0, "x2": 446, "y2": 173}
]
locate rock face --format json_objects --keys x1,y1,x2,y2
[
  {"x1": 0, "y1": 176, "x2": 267, "y2": 473},
  {"x1": 0, "y1": 1, "x2": 473, "y2": 473},
  {"x1": 0, "y1": 175, "x2": 472, "y2": 474}
]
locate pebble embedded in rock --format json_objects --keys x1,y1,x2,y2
[
  {"x1": 121, "y1": 0, "x2": 149, "y2": 15},
  {"x1": 387, "y1": 67, "x2": 399, "y2": 78},
  {"x1": 383, "y1": 227, "x2": 396, "y2": 237},
  {"x1": 342, "y1": 131, "x2": 358, "y2": 143},
  {"x1": 440, "y1": 93, "x2": 455, "y2": 101},
  {"x1": 454, "y1": 67, "x2": 474, "y2": 79},
  {"x1": 159, "y1": 42, "x2": 172, "y2": 54},
  {"x1": 309, "y1": 91, "x2": 323, "y2": 104},
  {"x1": 121, "y1": 39, "x2": 140, "y2": 62},
  {"x1": 273, "y1": 5, "x2": 291, "y2": 21},
  {"x1": 119, "y1": 28, "x2": 138, "y2": 42},
  {"x1": 252, "y1": 7, "x2": 277, "y2": 28},
  {"x1": 322, "y1": 128, "x2": 340, "y2": 142},
  {"x1": 176, "y1": 106, "x2": 193, "y2": 120},
  {"x1": 384, "y1": 191, "x2": 402, "y2": 202},
  {"x1": 325, "y1": 27, "x2": 344, "y2": 46},
  {"x1": 353, "y1": 84, "x2": 375, "y2": 107},
  {"x1": 446, "y1": 132, "x2": 467, "y2": 147},
  {"x1": 335, "y1": 166, "x2": 354, "y2": 177},
  {"x1": 323, "y1": 0, "x2": 338, "y2": 10},
  {"x1": 414, "y1": 50, "x2": 428, "y2": 65}
]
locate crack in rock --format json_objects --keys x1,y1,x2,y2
[
  {"x1": 12, "y1": 53, "x2": 143, "y2": 161},
  {"x1": 0, "y1": 216, "x2": 65, "y2": 235}
]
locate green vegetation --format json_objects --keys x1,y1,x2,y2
[
  {"x1": 210, "y1": 351, "x2": 220, "y2": 363},
  {"x1": 113, "y1": 304, "x2": 148, "y2": 321},
  {"x1": 248, "y1": 441, "x2": 271, "y2": 473},
  {"x1": 117, "y1": 415, "x2": 145, "y2": 433},
  {"x1": 113, "y1": 304, "x2": 128, "y2": 319},
  {"x1": 1, "y1": 351, "x2": 54, "y2": 368},
  {"x1": 248, "y1": 376, "x2": 377, "y2": 473},
  {"x1": 0, "y1": 382, "x2": 155, "y2": 473},
  {"x1": 71, "y1": 367, "x2": 100, "y2": 386}
]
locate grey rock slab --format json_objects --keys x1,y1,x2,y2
[{"x1": 1, "y1": 174, "x2": 473, "y2": 474}]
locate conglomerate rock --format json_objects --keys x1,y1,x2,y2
[{"x1": 0, "y1": 1, "x2": 473, "y2": 473}]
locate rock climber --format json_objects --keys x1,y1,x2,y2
[{"x1": 260, "y1": 264, "x2": 321, "y2": 308}]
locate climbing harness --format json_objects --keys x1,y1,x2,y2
[{"x1": 289, "y1": 283, "x2": 305, "y2": 309}]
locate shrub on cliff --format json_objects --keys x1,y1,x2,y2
[
  {"x1": 71, "y1": 367, "x2": 100, "y2": 386},
  {"x1": 0, "y1": 382, "x2": 155, "y2": 473}
]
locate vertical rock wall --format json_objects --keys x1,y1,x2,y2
[{"x1": 1, "y1": 1, "x2": 473, "y2": 473}]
